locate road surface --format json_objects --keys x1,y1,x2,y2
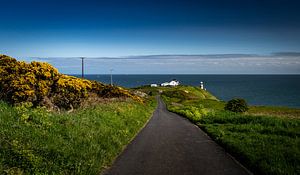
[{"x1": 104, "y1": 97, "x2": 251, "y2": 175}]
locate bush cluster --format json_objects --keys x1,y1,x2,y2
[
  {"x1": 0, "y1": 55, "x2": 59, "y2": 105},
  {"x1": 224, "y1": 98, "x2": 249, "y2": 113},
  {"x1": 168, "y1": 104, "x2": 208, "y2": 122},
  {"x1": 0, "y1": 55, "x2": 142, "y2": 110}
]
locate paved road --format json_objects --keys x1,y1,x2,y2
[{"x1": 104, "y1": 97, "x2": 251, "y2": 175}]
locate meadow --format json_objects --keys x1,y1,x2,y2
[
  {"x1": 137, "y1": 85, "x2": 300, "y2": 175},
  {"x1": 0, "y1": 99, "x2": 156, "y2": 175}
]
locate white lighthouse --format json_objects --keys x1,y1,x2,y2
[{"x1": 200, "y1": 81, "x2": 204, "y2": 90}]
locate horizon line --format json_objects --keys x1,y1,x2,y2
[
  {"x1": 68, "y1": 73, "x2": 300, "y2": 75},
  {"x1": 16, "y1": 51, "x2": 300, "y2": 60}
]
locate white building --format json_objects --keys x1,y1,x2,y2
[
  {"x1": 161, "y1": 80, "x2": 180, "y2": 87},
  {"x1": 169, "y1": 80, "x2": 180, "y2": 86},
  {"x1": 150, "y1": 84, "x2": 158, "y2": 87},
  {"x1": 161, "y1": 82, "x2": 170, "y2": 86}
]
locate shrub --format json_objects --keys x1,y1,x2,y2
[
  {"x1": 0, "y1": 55, "x2": 59, "y2": 105},
  {"x1": 91, "y1": 81, "x2": 143, "y2": 103},
  {"x1": 52, "y1": 75, "x2": 92, "y2": 109},
  {"x1": 224, "y1": 98, "x2": 249, "y2": 113},
  {"x1": 0, "y1": 55, "x2": 143, "y2": 110},
  {"x1": 168, "y1": 104, "x2": 208, "y2": 122}
]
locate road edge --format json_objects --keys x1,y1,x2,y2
[{"x1": 101, "y1": 98, "x2": 158, "y2": 175}]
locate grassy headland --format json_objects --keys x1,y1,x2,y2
[{"x1": 137, "y1": 85, "x2": 300, "y2": 175}]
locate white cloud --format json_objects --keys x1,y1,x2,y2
[{"x1": 22, "y1": 53, "x2": 300, "y2": 74}]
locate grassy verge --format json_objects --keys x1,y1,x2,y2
[
  {"x1": 160, "y1": 86, "x2": 300, "y2": 175},
  {"x1": 0, "y1": 99, "x2": 156, "y2": 175},
  {"x1": 200, "y1": 112, "x2": 300, "y2": 175},
  {"x1": 248, "y1": 106, "x2": 300, "y2": 119}
]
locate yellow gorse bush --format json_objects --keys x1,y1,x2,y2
[
  {"x1": 0, "y1": 55, "x2": 59, "y2": 105},
  {"x1": 52, "y1": 75, "x2": 92, "y2": 109},
  {"x1": 0, "y1": 55, "x2": 142, "y2": 109}
]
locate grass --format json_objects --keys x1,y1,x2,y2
[
  {"x1": 0, "y1": 99, "x2": 156, "y2": 175},
  {"x1": 135, "y1": 85, "x2": 217, "y2": 101},
  {"x1": 248, "y1": 105, "x2": 300, "y2": 119},
  {"x1": 161, "y1": 86, "x2": 300, "y2": 175},
  {"x1": 200, "y1": 112, "x2": 300, "y2": 175}
]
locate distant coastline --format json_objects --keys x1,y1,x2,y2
[{"x1": 72, "y1": 74, "x2": 300, "y2": 108}]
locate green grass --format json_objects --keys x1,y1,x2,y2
[
  {"x1": 0, "y1": 99, "x2": 156, "y2": 175},
  {"x1": 161, "y1": 86, "x2": 300, "y2": 175},
  {"x1": 200, "y1": 112, "x2": 300, "y2": 175},
  {"x1": 248, "y1": 105, "x2": 300, "y2": 119},
  {"x1": 135, "y1": 85, "x2": 217, "y2": 101}
]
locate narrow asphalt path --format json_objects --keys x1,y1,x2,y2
[{"x1": 104, "y1": 97, "x2": 251, "y2": 175}]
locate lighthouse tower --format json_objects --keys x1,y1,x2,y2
[{"x1": 200, "y1": 81, "x2": 204, "y2": 90}]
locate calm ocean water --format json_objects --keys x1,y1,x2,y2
[{"x1": 75, "y1": 75, "x2": 300, "y2": 108}]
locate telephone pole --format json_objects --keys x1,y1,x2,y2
[
  {"x1": 81, "y1": 57, "x2": 85, "y2": 78},
  {"x1": 110, "y1": 69, "x2": 113, "y2": 86}
]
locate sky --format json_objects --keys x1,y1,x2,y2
[{"x1": 0, "y1": 0, "x2": 300, "y2": 74}]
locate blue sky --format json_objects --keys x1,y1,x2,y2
[{"x1": 1, "y1": 0, "x2": 300, "y2": 74}]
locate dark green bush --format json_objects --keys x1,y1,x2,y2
[{"x1": 224, "y1": 98, "x2": 248, "y2": 113}]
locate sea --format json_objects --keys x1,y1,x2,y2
[{"x1": 74, "y1": 74, "x2": 300, "y2": 108}]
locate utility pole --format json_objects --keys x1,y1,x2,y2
[
  {"x1": 110, "y1": 69, "x2": 113, "y2": 86},
  {"x1": 81, "y1": 57, "x2": 85, "y2": 78}
]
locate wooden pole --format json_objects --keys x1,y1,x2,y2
[
  {"x1": 110, "y1": 69, "x2": 113, "y2": 86},
  {"x1": 81, "y1": 57, "x2": 84, "y2": 78}
]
